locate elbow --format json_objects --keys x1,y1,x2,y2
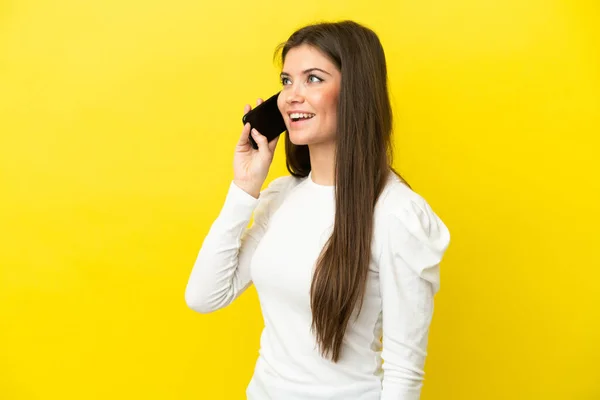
[{"x1": 184, "y1": 286, "x2": 218, "y2": 314}]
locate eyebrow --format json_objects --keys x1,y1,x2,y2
[{"x1": 280, "y1": 68, "x2": 332, "y2": 78}]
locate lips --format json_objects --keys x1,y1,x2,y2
[
  {"x1": 289, "y1": 113, "x2": 315, "y2": 122},
  {"x1": 287, "y1": 110, "x2": 315, "y2": 122}
]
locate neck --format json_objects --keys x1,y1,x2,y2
[{"x1": 308, "y1": 140, "x2": 336, "y2": 186}]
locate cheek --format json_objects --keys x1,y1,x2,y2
[
  {"x1": 312, "y1": 88, "x2": 339, "y2": 119},
  {"x1": 324, "y1": 90, "x2": 339, "y2": 119}
]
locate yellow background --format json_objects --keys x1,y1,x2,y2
[{"x1": 1, "y1": 0, "x2": 599, "y2": 399}]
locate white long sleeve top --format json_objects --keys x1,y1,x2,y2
[{"x1": 185, "y1": 171, "x2": 450, "y2": 400}]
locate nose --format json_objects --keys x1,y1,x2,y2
[{"x1": 285, "y1": 83, "x2": 305, "y2": 105}]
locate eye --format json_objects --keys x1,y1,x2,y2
[
  {"x1": 308, "y1": 74, "x2": 323, "y2": 83},
  {"x1": 281, "y1": 77, "x2": 292, "y2": 85}
]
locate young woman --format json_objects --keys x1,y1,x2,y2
[{"x1": 185, "y1": 20, "x2": 451, "y2": 400}]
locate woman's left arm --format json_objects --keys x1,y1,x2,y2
[{"x1": 379, "y1": 197, "x2": 451, "y2": 400}]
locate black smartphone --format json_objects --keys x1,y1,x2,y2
[{"x1": 242, "y1": 92, "x2": 287, "y2": 150}]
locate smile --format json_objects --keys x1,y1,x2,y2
[{"x1": 289, "y1": 113, "x2": 315, "y2": 122}]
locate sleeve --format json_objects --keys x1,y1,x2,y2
[
  {"x1": 184, "y1": 177, "x2": 290, "y2": 313},
  {"x1": 379, "y1": 197, "x2": 451, "y2": 400}
]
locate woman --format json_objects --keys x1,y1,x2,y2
[{"x1": 185, "y1": 20, "x2": 450, "y2": 400}]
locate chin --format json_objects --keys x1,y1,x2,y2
[{"x1": 287, "y1": 131, "x2": 313, "y2": 146}]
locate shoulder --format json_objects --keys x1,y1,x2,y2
[
  {"x1": 254, "y1": 174, "x2": 304, "y2": 218},
  {"x1": 264, "y1": 174, "x2": 303, "y2": 194},
  {"x1": 261, "y1": 174, "x2": 304, "y2": 201},
  {"x1": 375, "y1": 172, "x2": 451, "y2": 284},
  {"x1": 376, "y1": 172, "x2": 436, "y2": 224}
]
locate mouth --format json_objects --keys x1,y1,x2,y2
[{"x1": 289, "y1": 112, "x2": 316, "y2": 122}]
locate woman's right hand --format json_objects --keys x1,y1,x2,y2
[{"x1": 233, "y1": 99, "x2": 280, "y2": 199}]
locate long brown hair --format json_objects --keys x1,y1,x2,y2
[{"x1": 276, "y1": 21, "x2": 406, "y2": 362}]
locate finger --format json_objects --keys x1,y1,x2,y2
[
  {"x1": 267, "y1": 134, "x2": 280, "y2": 153},
  {"x1": 250, "y1": 128, "x2": 268, "y2": 152},
  {"x1": 236, "y1": 123, "x2": 252, "y2": 147},
  {"x1": 244, "y1": 104, "x2": 251, "y2": 115},
  {"x1": 256, "y1": 98, "x2": 264, "y2": 106}
]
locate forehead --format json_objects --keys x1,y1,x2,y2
[{"x1": 282, "y1": 44, "x2": 338, "y2": 74}]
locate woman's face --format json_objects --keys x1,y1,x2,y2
[{"x1": 277, "y1": 44, "x2": 341, "y2": 147}]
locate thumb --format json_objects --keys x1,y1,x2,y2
[{"x1": 236, "y1": 123, "x2": 252, "y2": 148}]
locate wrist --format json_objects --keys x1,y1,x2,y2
[{"x1": 233, "y1": 180, "x2": 261, "y2": 199}]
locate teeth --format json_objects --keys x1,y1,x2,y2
[{"x1": 290, "y1": 113, "x2": 315, "y2": 120}]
